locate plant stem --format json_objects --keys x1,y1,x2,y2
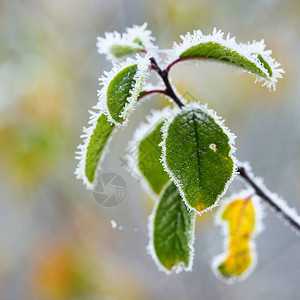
[
  {"x1": 166, "y1": 57, "x2": 197, "y2": 72},
  {"x1": 138, "y1": 89, "x2": 166, "y2": 101},
  {"x1": 148, "y1": 56, "x2": 300, "y2": 234},
  {"x1": 149, "y1": 57, "x2": 184, "y2": 108},
  {"x1": 166, "y1": 57, "x2": 218, "y2": 73},
  {"x1": 238, "y1": 164, "x2": 300, "y2": 232}
]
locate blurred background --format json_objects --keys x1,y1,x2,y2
[{"x1": 1, "y1": 0, "x2": 300, "y2": 299}]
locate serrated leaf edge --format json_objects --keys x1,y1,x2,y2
[
  {"x1": 160, "y1": 102, "x2": 238, "y2": 215},
  {"x1": 146, "y1": 183, "x2": 196, "y2": 274},
  {"x1": 125, "y1": 107, "x2": 172, "y2": 199},
  {"x1": 96, "y1": 54, "x2": 150, "y2": 127},
  {"x1": 168, "y1": 28, "x2": 284, "y2": 91},
  {"x1": 211, "y1": 190, "x2": 264, "y2": 284}
]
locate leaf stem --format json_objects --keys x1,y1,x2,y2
[
  {"x1": 166, "y1": 57, "x2": 198, "y2": 72},
  {"x1": 149, "y1": 57, "x2": 184, "y2": 108},
  {"x1": 138, "y1": 89, "x2": 166, "y2": 101}
]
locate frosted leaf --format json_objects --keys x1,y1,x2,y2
[
  {"x1": 147, "y1": 182, "x2": 196, "y2": 274},
  {"x1": 160, "y1": 102, "x2": 237, "y2": 214},
  {"x1": 75, "y1": 111, "x2": 115, "y2": 190},
  {"x1": 96, "y1": 55, "x2": 150, "y2": 127},
  {"x1": 97, "y1": 23, "x2": 157, "y2": 61},
  {"x1": 212, "y1": 191, "x2": 263, "y2": 283},
  {"x1": 168, "y1": 28, "x2": 284, "y2": 90}
]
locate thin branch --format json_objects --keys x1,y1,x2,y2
[
  {"x1": 166, "y1": 57, "x2": 198, "y2": 72},
  {"x1": 138, "y1": 89, "x2": 166, "y2": 101},
  {"x1": 166, "y1": 57, "x2": 216, "y2": 73},
  {"x1": 238, "y1": 164, "x2": 300, "y2": 233},
  {"x1": 150, "y1": 57, "x2": 184, "y2": 108}
]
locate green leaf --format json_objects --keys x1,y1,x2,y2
[
  {"x1": 171, "y1": 29, "x2": 284, "y2": 90},
  {"x1": 108, "y1": 38, "x2": 145, "y2": 59},
  {"x1": 109, "y1": 45, "x2": 143, "y2": 59},
  {"x1": 180, "y1": 41, "x2": 268, "y2": 78},
  {"x1": 99, "y1": 57, "x2": 149, "y2": 127},
  {"x1": 256, "y1": 54, "x2": 273, "y2": 77},
  {"x1": 150, "y1": 182, "x2": 195, "y2": 273},
  {"x1": 85, "y1": 114, "x2": 114, "y2": 184},
  {"x1": 162, "y1": 105, "x2": 235, "y2": 213},
  {"x1": 138, "y1": 121, "x2": 169, "y2": 195},
  {"x1": 106, "y1": 64, "x2": 138, "y2": 124},
  {"x1": 132, "y1": 38, "x2": 144, "y2": 47},
  {"x1": 97, "y1": 24, "x2": 156, "y2": 61}
]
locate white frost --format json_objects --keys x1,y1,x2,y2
[
  {"x1": 97, "y1": 23, "x2": 157, "y2": 61},
  {"x1": 125, "y1": 23, "x2": 157, "y2": 52},
  {"x1": 168, "y1": 28, "x2": 284, "y2": 91},
  {"x1": 96, "y1": 54, "x2": 150, "y2": 127},
  {"x1": 74, "y1": 106, "x2": 115, "y2": 190}
]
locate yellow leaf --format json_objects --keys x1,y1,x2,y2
[{"x1": 213, "y1": 193, "x2": 262, "y2": 283}]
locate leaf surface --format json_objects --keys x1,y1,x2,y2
[
  {"x1": 170, "y1": 29, "x2": 284, "y2": 90},
  {"x1": 106, "y1": 64, "x2": 138, "y2": 124},
  {"x1": 162, "y1": 106, "x2": 235, "y2": 213},
  {"x1": 138, "y1": 121, "x2": 169, "y2": 195},
  {"x1": 109, "y1": 44, "x2": 143, "y2": 59},
  {"x1": 151, "y1": 182, "x2": 195, "y2": 273},
  {"x1": 180, "y1": 41, "x2": 269, "y2": 78},
  {"x1": 85, "y1": 114, "x2": 114, "y2": 183},
  {"x1": 213, "y1": 195, "x2": 261, "y2": 282}
]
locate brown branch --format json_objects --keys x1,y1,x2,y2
[
  {"x1": 149, "y1": 57, "x2": 184, "y2": 108},
  {"x1": 138, "y1": 89, "x2": 166, "y2": 101},
  {"x1": 238, "y1": 164, "x2": 300, "y2": 233}
]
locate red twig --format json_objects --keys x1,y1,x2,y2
[
  {"x1": 166, "y1": 57, "x2": 198, "y2": 72},
  {"x1": 138, "y1": 89, "x2": 166, "y2": 101}
]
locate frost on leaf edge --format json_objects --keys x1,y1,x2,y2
[
  {"x1": 147, "y1": 182, "x2": 196, "y2": 275},
  {"x1": 168, "y1": 28, "x2": 284, "y2": 91},
  {"x1": 211, "y1": 190, "x2": 264, "y2": 284},
  {"x1": 96, "y1": 54, "x2": 150, "y2": 127},
  {"x1": 97, "y1": 23, "x2": 157, "y2": 61},
  {"x1": 160, "y1": 102, "x2": 238, "y2": 215},
  {"x1": 74, "y1": 108, "x2": 115, "y2": 190}
]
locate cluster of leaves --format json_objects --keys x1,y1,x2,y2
[{"x1": 75, "y1": 24, "x2": 284, "y2": 281}]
